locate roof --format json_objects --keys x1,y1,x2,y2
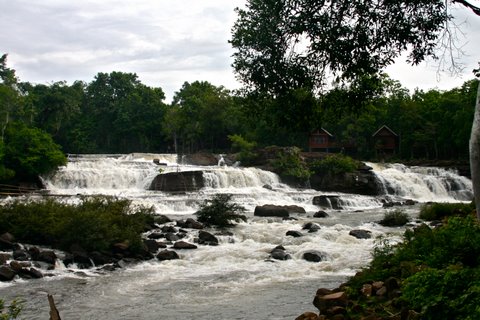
[
  {"x1": 372, "y1": 125, "x2": 398, "y2": 137},
  {"x1": 311, "y1": 127, "x2": 334, "y2": 137}
]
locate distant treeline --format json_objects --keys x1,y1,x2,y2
[{"x1": 1, "y1": 54, "x2": 478, "y2": 181}]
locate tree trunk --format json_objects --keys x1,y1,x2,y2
[{"x1": 470, "y1": 82, "x2": 480, "y2": 220}]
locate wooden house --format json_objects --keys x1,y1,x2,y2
[
  {"x1": 308, "y1": 128, "x2": 337, "y2": 152},
  {"x1": 372, "y1": 125, "x2": 399, "y2": 156}
]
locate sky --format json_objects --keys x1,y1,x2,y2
[{"x1": 1, "y1": 0, "x2": 479, "y2": 103}]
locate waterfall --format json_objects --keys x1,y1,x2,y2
[{"x1": 367, "y1": 162, "x2": 473, "y2": 202}]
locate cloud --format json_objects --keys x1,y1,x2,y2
[{"x1": 1, "y1": 0, "x2": 478, "y2": 102}]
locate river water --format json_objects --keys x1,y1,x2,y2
[{"x1": 0, "y1": 154, "x2": 473, "y2": 319}]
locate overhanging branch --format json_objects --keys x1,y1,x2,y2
[{"x1": 454, "y1": 0, "x2": 480, "y2": 16}]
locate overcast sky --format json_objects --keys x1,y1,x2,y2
[{"x1": 1, "y1": 0, "x2": 479, "y2": 102}]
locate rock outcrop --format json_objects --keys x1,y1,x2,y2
[{"x1": 149, "y1": 171, "x2": 204, "y2": 192}]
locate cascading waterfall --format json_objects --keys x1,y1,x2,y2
[
  {"x1": 3, "y1": 154, "x2": 475, "y2": 319},
  {"x1": 367, "y1": 162, "x2": 473, "y2": 202}
]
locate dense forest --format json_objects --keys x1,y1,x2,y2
[{"x1": 0, "y1": 53, "x2": 477, "y2": 182}]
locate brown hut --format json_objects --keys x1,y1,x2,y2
[
  {"x1": 372, "y1": 125, "x2": 399, "y2": 157},
  {"x1": 309, "y1": 128, "x2": 337, "y2": 152}
]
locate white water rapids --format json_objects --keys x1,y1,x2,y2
[{"x1": 0, "y1": 154, "x2": 472, "y2": 319}]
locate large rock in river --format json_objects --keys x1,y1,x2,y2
[
  {"x1": 149, "y1": 171, "x2": 204, "y2": 192},
  {"x1": 254, "y1": 205, "x2": 290, "y2": 217}
]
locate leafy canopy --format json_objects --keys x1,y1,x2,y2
[{"x1": 231, "y1": 0, "x2": 478, "y2": 96}]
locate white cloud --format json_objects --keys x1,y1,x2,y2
[{"x1": 1, "y1": 0, "x2": 478, "y2": 102}]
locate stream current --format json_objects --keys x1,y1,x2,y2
[{"x1": 0, "y1": 154, "x2": 473, "y2": 319}]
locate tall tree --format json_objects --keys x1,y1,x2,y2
[{"x1": 232, "y1": 0, "x2": 480, "y2": 217}]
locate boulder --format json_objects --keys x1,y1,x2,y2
[
  {"x1": 143, "y1": 239, "x2": 162, "y2": 253},
  {"x1": 64, "y1": 245, "x2": 94, "y2": 269},
  {"x1": 89, "y1": 251, "x2": 114, "y2": 265},
  {"x1": 254, "y1": 205, "x2": 290, "y2": 218},
  {"x1": 313, "y1": 291, "x2": 348, "y2": 314},
  {"x1": 164, "y1": 233, "x2": 180, "y2": 242},
  {"x1": 198, "y1": 231, "x2": 219, "y2": 246},
  {"x1": 173, "y1": 241, "x2": 197, "y2": 250},
  {"x1": 283, "y1": 205, "x2": 307, "y2": 214},
  {"x1": 9, "y1": 260, "x2": 30, "y2": 273},
  {"x1": 154, "y1": 214, "x2": 172, "y2": 225},
  {"x1": 349, "y1": 229, "x2": 372, "y2": 239},
  {"x1": 313, "y1": 195, "x2": 343, "y2": 210},
  {"x1": 0, "y1": 233, "x2": 15, "y2": 250},
  {"x1": 161, "y1": 225, "x2": 178, "y2": 233},
  {"x1": 0, "y1": 253, "x2": 11, "y2": 265},
  {"x1": 37, "y1": 250, "x2": 57, "y2": 265},
  {"x1": 19, "y1": 267, "x2": 43, "y2": 279},
  {"x1": 295, "y1": 311, "x2": 320, "y2": 320},
  {"x1": 309, "y1": 168, "x2": 382, "y2": 196},
  {"x1": 157, "y1": 250, "x2": 180, "y2": 261},
  {"x1": 0, "y1": 265, "x2": 16, "y2": 281},
  {"x1": 303, "y1": 222, "x2": 321, "y2": 233},
  {"x1": 303, "y1": 250, "x2": 327, "y2": 262},
  {"x1": 149, "y1": 171, "x2": 204, "y2": 192},
  {"x1": 270, "y1": 247, "x2": 292, "y2": 261},
  {"x1": 286, "y1": 230, "x2": 304, "y2": 238},
  {"x1": 148, "y1": 232, "x2": 164, "y2": 240},
  {"x1": 313, "y1": 210, "x2": 329, "y2": 218},
  {"x1": 13, "y1": 249, "x2": 29, "y2": 261},
  {"x1": 177, "y1": 218, "x2": 204, "y2": 230},
  {"x1": 28, "y1": 247, "x2": 41, "y2": 260}
]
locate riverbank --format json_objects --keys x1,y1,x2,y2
[{"x1": 296, "y1": 203, "x2": 480, "y2": 320}]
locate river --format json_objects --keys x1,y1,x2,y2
[{"x1": 0, "y1": 154, "x2": 472, "y2": 319}]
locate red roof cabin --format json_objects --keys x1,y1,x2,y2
[
  {"x1": 309, "y1": 128, "x2": 337, "y2": 152},
  {"x1": 372, "y1": 125, "x2": 399, "y2": 157}
]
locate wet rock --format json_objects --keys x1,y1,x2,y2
[
  {"x1": 173, "y1": 241, "x2": 197, "y2": 250},
  {"x1": 165, "y1": 233, "x2": 180, "y2": 242},
  {"x1": 283, "y1": 205, "x2": 307, "y2": 214},
  {"x1": 90, "y1": 251, "x2": 114, "y2": 265},
  {"x1": 64, "y1": 245, "x2": 93, "y2": 269},
  {"x1": 157, "y1": 250, "x2": 180, "y2": 261},
  {"x1": 154, "y1": 214, "x2": 172, "y2": 225},
  {"x1": 112, "y1": 242, "x2": 130, "y2": 256},
  {"x1": 13, "y1": 249, "x2": 29, "y2": 261},
  {"x1": 270, "y1": 247, "x2": 292, "y2": 261},
  {"x1": 313, "y1": 195, "x2": 343, "y2": 210},
  {"x1": 295, "y1": 311, "x2": 320, "y2": 320},
  {"x1": 27, "y1": 247, "x2": 40, "y2": 260},
  {"x1": 286, "y1": 230, "x2": 304, "y2": 237},
  {"x1": 144, "y1": 239, "x2": 162, "y2": 253},
  {"x1": 349, "y1": 229, "x2": 372, "y2": 239},
  {"x1": 161, "y1": 225, "x2": 178, "y2": 233},
  {"x1": 0, "y1": 233, "x2": 15, "y2": 250},
  {"x1": 0, "y1": 265, "x2": 16, "y2": 281},
  {"x1": 177, "y1": 218, "x2": 204, "y2": 230},
  {"x1": 37, "y1": 250, "x2": 57, "y2": 265},
  {"x1": 148, "y1": 232, "x2": 164, "y2": 239},
  {"x1": 313, "y1": 291, "x2": 348, "y2": 314},
  {"x1": 9, "y1": 260, "x2": 30, "y2": 273},
  {"x1": 19, "y1": 267, "x2": 43, "y2": 279},
  {"x1": 303, "y1": 250, "x2": 327, "y2": 262},
  {"x1": 313, "y1": 210, "x2": 329, "y2": 218},
  {"x1": 303, "y1": 222, "x2": 321, "y2": 233},
  {"x1": 254, "y1": 205, "x2": 289, "y2": 217},
  {"x1": 149, "y1": 171, "x2": 204, "y2": 192},
  {"x1": 0, "y1": 253, "x2": 11, "y2": 265},
  {"x1": 198, "y1": 231, "x2": 219, "y2": 246}
]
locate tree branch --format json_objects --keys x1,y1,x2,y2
[{"x1": 453, "y1": 0, "x2": 480, "y2": 16}]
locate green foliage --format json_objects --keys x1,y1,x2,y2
[
  {"x1": 228, "y1": 134, "x2": 258, "y2": 165},
  {"x1": 195, "y1": 194, "x2": 247, "y2": 228},
  {"x1": 310, "y1": 154, "x2": 359, "y2": 175},
  {"x1": 3, "y1": 122, "x2": 66, "y2": 181},
  {"x1": 419, "y1": 202, "x2": 474, "y2": 221},
  {"x1": 0, "y1": 197, "x2": 154, "y2": 253},
  {"x1": 270, "y1": 147, "x2": 311, "y2": 180},
  {"x1": 403, "y1": 266, "x2": 480, "y2": 319},
  {"x1": 378, "y1": 210, "x2": 409, "y2": 227},
  {"x1": 0, "y1": 299, "x2": 22, "y2": 320}
]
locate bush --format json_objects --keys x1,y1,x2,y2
[
  {"x1": 228, "y1": 134, "x2": 258, "y2": 165},
  {"x1": 378, "y1": 210, "x2": 409, "y2": 227},
  {"x1": 195, "y1": 194, "x2": 246, "y2": 228},
  {"x1": 419, "y1": 202, "x2": 474, "y2": 221},
  {"x1": 310, "y1": 154, "x2": 359, "y2": 176},
  {"x1": 0, "y1": 299, "x2": 22, "y2": 320},
  {"x1": 271, "y1": 147, "x2": 311, "y2": 180},
  {"x1": 0, "y1": 197, "x2": 154, "y2": 253}
]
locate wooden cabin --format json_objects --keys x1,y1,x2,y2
[
  {"x1": 372, "y1": 125, "x2": 399, "y2": 156},
  {"x1": 309, "y1": 128, "x2": 337, "y2": 152}
]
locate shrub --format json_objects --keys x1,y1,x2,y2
[
  {"x1": 228, "y1": 134, "x2": 258, "y2": 165},
  {"x1": 195, "y1": 194, "x2": 246, "y2": 228},
  {"x1": 419, "y1": 202, "x2": 474, "y2": 221},
  {"x1": 0, "y1": 299, "x2": 22, "y2": 320},
  {"x1": 310, "y1": 154, "x2": 359, "y2": 175},
  {"x1": 0, "y1": 197, "x2": 154, "y2": 253},
  {"x1": 271, "y1": 147, "x2": 311, "y2": 180},
  {"x1": 378, "y1": 210, "x2": 409, "y2": 227}
]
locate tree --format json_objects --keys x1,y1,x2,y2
[{"x1": 232, "y1": 0, "x2": 480, "y2": 217}]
